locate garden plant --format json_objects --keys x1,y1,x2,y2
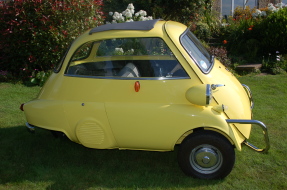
[
  {"x1": 0, "y1": 0, "x2": 104, "y2": 84},
  {"x1": 219, "y1": 3, "x2": 287, "y2": 73}
]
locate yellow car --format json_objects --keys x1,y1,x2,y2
[{"x1": 21, "y1": 19, "x2": 270, "y2": 179}]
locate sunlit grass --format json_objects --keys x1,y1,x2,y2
[{"x1": 0, "y1": 76, "x2": 286, "y2": 189}]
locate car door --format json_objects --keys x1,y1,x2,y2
[
  {"x1": 64, "y1": 37, "x2": 197, "y2": 151},
  {"x1": 98, "y1": 37, "x2": 192, "y2": 151}
]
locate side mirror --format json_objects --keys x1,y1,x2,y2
[{"x1": 186, "y1": 84, "x2": 213, "y2": 106}]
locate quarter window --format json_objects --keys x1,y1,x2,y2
[
  {"x1": 66, "y1": 38, "x2": 189, "y2": 79},
  {"x1": 181, "y1": 30, "x2": 214, "y2": 73}
]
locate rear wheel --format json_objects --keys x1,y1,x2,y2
[{"x1": 178, "y1": 131, "x2": 235, "y2": 179}]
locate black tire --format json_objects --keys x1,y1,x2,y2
[
  {"x1": 178, "y1": 131, "x2": 235, "y2": 179},
  {"x1": 51, "y1": 131, "x2": 66, "y2": 138}
]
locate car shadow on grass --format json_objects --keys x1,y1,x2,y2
[{"x1": 0, "y1": 126, "x2": 223, "y2": 189}]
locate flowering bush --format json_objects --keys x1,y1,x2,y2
[
  {"x1": 233, "y1": 6, "x2": 256, "y2": 19},
  {"x1": 106, "y1": 3, "x2": 153, "y2": 23},
  {"x1": 104, "y1": 0, "x2": 212, "y2": 26},
  {"x1": 0, "y1": 0, "x2": 104, "y2": 82},
  {"x1": 252, "y1": 3, "x2": 287, "y2": 18},
  {"x1": 259, "y1": 6, "x2": 287, "y2": 55},
  {"x1": 219, "y1": 3, "x2": 287, "y2": 68}
]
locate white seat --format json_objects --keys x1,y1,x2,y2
[{"x1": 118, "y1": 63, "x2": 140, "y2": 77}]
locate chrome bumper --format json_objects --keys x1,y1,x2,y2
[
  {"x1": 226, "y1": 119, "x2": 270, "y2": 153},
  {"x1": 242, "y1": 84, "x2": 254, "y2": 109},
  {"x1": 25, "y1": 122, "x2": 35, "y2": 133}
]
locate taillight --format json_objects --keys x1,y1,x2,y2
[{"x1": 20, "y1": 103, "x2": 25, "y2": 111}]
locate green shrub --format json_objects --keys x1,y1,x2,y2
[
  {"x1": 0, "y1": 0, "x2": 103, "y2": 82},
  {"x1": 208, "y1": 46, "x2": 231, "y2": 68},
  {"x1": 219, "y1": 4, "x2": 287, "y2": 67},
  {"x1": 262, "y1": 53, "x2": 287, "y2": 75},
  {"x1": 259, "y1": 8, "x2": 287, "y2": 55},
  {"x1": 219, "y1": 15, "x2": 260, "y2": 60},
  {"x1": 193, "y1": 22, "x2": 211, "y2": 40}
]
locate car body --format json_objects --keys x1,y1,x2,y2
[{"x1": 21, "y1": 19, "x2": 270, "y2": 179}]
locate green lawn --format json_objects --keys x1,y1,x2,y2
[{"x1": 0, "y1": 75, "x2": 286, "y2": 190}]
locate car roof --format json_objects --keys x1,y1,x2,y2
[{"x1": 89, "y1": 19, "x2": 161, "y2": 35}]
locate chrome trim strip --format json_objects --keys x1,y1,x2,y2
[
  {"x1": 64, "y1": 74, "x2": 190, "y2": 80},
  {"x1": 25, "y1": 122, "x2": 35, "y2": 133},
  {"x1": 226, "y1": 119, "x2": 270, "y2": 153},
  {"x1": 242, "y1": 84, "x2": 254, "y2": 109}
]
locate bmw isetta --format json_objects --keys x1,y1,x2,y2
[{"x1": 21, "y1": 19, "x2": 270, "y2": 179}]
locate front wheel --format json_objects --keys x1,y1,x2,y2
[{"x1": 178, "y1": 131, "x2": 235, "y2": 179}]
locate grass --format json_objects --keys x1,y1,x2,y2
[{"x1": 0, "y1": 75, "x2": 287, "y2": 190}]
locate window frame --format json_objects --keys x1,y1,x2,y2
[{"x1": 54, "y1": 43, "x2": 72, "y2": 73}]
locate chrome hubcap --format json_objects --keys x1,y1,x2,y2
[{"x1": 190, "y1": 144, "x2": 223, "y2": 174}]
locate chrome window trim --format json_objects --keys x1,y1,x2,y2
[{"x1": 64, "y1": 74, "x2": 190, "y2": 80}]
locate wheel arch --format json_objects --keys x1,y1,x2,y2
[
  {"x1": 177, "y1": 129, "x2": 236, "y2": 179},
  {"x1": 175, "y1": 126, "x2": 244, "y2": 151}
]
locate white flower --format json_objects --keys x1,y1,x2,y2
[
  {"x1": 252, "y1": 9, "x2": 261, "y2": 18},
  {"x1": 126, "y1": 49, "x2": 134, "y2": 55},
  {"x1": 276, "y1": 2, "x2": 284, "y2": 9},
  {"x1": 138, "y1": 10, "x2": 147, "y2": 16},
  {"x1": 127, "y1": 3, "x2": 134, "y2": 10},
  {"x1": 221, "y1": 23, "x2": 229, "y2": 27},
  {"x1": 268, "y1": 4, "x2": 277, "y2": 12},
  {"x1": 147, "y1": 16, "x2": 153, "y2": 20},
  {"x1": 115, "y1": 48, "x2": 124, "y2": 53},
  {"x1": 276, "y1": 55, "x2": 281, "y2": 61},
  {"x1": 261, "y1": 11, "x2": 267, "y2": 17},
  {"x1": 139, "y1": 16, "x2": 147, "y2": 21},
  {"x1": 107, "y1": 4, "x2": 152, "y2": 23},
  {"x1": 113, "y1": 12, "x2": 124, "y2": 22},
  {"x1": 123, "y1": 9, "x2": 133, "y2": 18},
  {"x1": 113, "y1": 12, "x2": 120, "y2": 20}
]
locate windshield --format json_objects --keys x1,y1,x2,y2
[{"x1": 180, "y1": 30, "x2": 214, "y2": 73}]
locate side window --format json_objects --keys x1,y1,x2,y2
[
  {"x1": 71, "y1": 42, "x2": 93, "y2": 61},
  {"x1": 66, "y1": 38, "x2": 189, "y2": 79}
]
